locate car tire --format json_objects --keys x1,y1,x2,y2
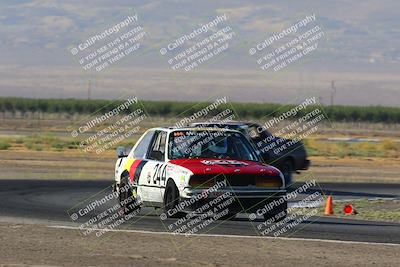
[
  {"x1": 119, "y1": 175, "x2": 141, "y2": 215},
  {"x1": 281, "y1": 159, "x2": 293, "y2": 187},
  {"x1": 163, "y1": 180, "x2": 185, "y2": 218}
]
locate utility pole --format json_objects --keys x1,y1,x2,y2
[
  {"x1": 88, "y1": 79, "x2": 91, "y2": 100},
  {"x1": 330, "y1": 80, "x2": 336, "y2": 106}
]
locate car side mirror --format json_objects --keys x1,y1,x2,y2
[
  {"x1": 117, "y1": 146, "x2": 128, "y2": 158},
  {"x1": 149, "y1": 150, "x2": 164, "y2": 161}
]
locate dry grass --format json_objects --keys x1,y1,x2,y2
[{"x1": 304, "y1": 139, "x2": 400, "y2": 158}]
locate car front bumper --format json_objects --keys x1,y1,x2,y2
[{"x1": 180, "y1": 187, "x2": 287, "y2": 213}]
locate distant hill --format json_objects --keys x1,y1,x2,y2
[
  {"x1": 0, "y1": 0, "x2": 399, "y2": 70},
  {"x1": 0, "y1": 1, "x2": 399, "y2": 106}
]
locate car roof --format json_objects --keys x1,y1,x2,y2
[
  {"x1": 191, "y1": 121, "x2": 250, "y2": 126},
  {"x1": 147, "y1": 126, "x2": 243, "y2": 133},
  {"x1": 191, "y1": 121, "x2": 259, "y2": 128}
]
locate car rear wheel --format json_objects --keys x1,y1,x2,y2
[{"x1": 119, "y1": 175, "x2": 141, "y2": 215}]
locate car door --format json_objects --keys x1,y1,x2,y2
[{"x1": 136, "y1": 130, "x2": 168, "y2": 205}]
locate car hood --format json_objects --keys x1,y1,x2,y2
[{"x1": 168, "y1": 158, "x2": 280, "y2": 176}]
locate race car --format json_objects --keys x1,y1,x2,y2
[{"x1": 114, "y1": 127, "x2": 287, "y2": 221}]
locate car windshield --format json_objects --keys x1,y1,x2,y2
[{"x1": 168, "y1": 130, "x2": 259, "y2": 161}]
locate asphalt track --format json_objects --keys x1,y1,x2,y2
[{"x1": 0, "y1": 179, "x2": 399, "y2": 244}]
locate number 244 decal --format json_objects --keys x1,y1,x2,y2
[{"x1": 148, "y1": 164, "x2": 167, "y2": 185}]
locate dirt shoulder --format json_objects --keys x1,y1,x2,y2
[{"x1": 0, "y1": 223, "x2": 399, "y2": 267}]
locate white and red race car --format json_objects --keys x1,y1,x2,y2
[{"x1": 115, "y1": 127, "x2": 287, "y2": 221}]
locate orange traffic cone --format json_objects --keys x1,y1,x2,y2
[{"x1": 324, "y1": 196, "x2": 334, "y2": 215}]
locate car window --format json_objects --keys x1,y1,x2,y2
[
  {"x1": 133, "y1": 130, "x2": 155, "y2": 158},
  {"x1": 147, "y1": 131, "x2": 167, "y2": 161},
  {"x1": 230, "y1": 137, "x2": 256, "y2": 159},
  {"x1": 169, "y1": 130, "x2": 258, "y2": 161}
]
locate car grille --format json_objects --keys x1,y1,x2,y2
[{"x1": 189, "y1": 173, "x2": 282, "y2": 188}]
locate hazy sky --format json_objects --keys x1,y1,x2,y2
[{"x1": 0, "y1": 0, "x2": 399, "y2": 106}]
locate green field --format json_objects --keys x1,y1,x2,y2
[{"x1": 1, "y1": 97, "x2": 400, "y2": 123}]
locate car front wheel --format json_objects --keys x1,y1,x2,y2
[{"x1": 163, "y1": 181, "x2": 185, "y2": 219}]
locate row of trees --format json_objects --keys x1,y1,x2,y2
[{"x1": 0, "y1": 97, "x2": 399, "y2": 123}]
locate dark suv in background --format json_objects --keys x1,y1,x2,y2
[{"x1": 191, "y1": 122, "x2": 310, "y2": 186}]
